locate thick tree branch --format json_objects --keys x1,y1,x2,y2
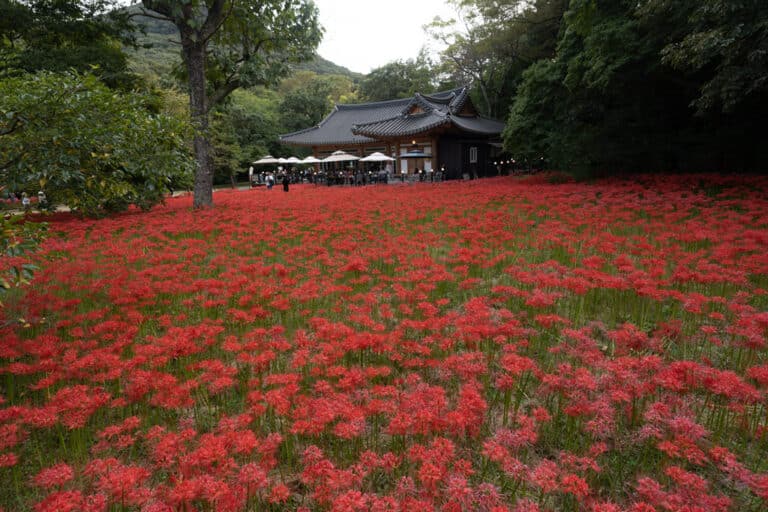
[{"x1": 208, "y1": 79, "x2": 240, "y2": 111}]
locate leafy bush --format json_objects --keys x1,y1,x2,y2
[{"x1": 0, "y1": 71, "x2": 193, "y2": 216}]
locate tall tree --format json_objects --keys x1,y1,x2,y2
[
  {"x1": 428, "y1": 0, "x2": 566, "y2": 117},
  {"x1": 140, "y1": 0, "x2": 322, "y2": 208}
]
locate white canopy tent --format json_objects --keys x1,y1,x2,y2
[
  {"x1": 252, "y1": 155, "x2": 280, "y2": 164},
  {"x1": 360, "y1": 152, "x2": 395, "y2": 162},
  {"x1": 322, "y1": 150, "x2": 360, "y2": 162}
]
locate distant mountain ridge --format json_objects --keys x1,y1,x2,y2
[{"x1": 127, "y1": 3, "x2": 362, "y2": 80}]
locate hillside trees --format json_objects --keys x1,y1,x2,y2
[
  {"x1": 358, "y1": 53, "x2": 437, "y2": 102},
  {"x1": 140, "y1": 0, "x2": 322, "y2": 208},
  {"x1": 278, "y1": 71, "x2": 356, "y2": 133}
]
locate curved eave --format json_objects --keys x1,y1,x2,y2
[
  {"x1": 450, "y1": 115, "x2": 505, "y2": 136},
  {"x1": 279, "y1": 136, "x2": 379, "y2": 147}
]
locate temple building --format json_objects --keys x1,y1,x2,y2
[{"x1": 279, "y1": 86, "x2": 505, "y2": 180}]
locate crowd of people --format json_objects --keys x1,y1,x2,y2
[{"x1": 248, "y1": 164, "x2": 449, "y2": 189}]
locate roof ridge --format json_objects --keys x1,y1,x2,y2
[
  {"x1": 354, "y1": 117, "x2": 451, "y2": 138},
  {"x1": 336, "y1": 97, "x2": 412, "y2": 110},
  {"x1": 335, "y1": 86, "x2": 469, "y2": 111},
  {"x1": 354, "y1": 111, "x2": 437, "y2": 130},
  {"x1": 448, "y1": 86, "x2": 470, "y2": 114}
]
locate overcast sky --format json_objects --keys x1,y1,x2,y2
[{"x1": 313, "y1": 0, "x2": 457, "y2": 74}]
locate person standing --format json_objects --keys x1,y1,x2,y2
[{"x1": 282, "y1": 174, "x2": 290, "y2": 192}]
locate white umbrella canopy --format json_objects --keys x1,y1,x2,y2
[
  {"x1": 360, "y1": 151, "x2": 395, "y2": 162},
  {"x1": 285, "y1": 156, "x2": 302, "y2": 164},
  {"x1": 322, "y1": 150, "x2": 360, "y2": 162},
  {"x1": 300, "y1": 156, "x2": 323, "y2": 164},
  {"x1": 253, "y1": 155, "x2": 280, "y2": 164}
]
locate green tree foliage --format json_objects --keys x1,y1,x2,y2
[
  {"x1": 210, "y1": 111, "x2": 243, "y2": 186},
  {"x1": 0, "y1": 0, "x2": 140, "y2": 88},
  {"x1": 358, "y1": 53, "x2": 437, "y2": 102},
  {"x1": 640, "y1": 0, "x2": 768, "y2": 114},
  {"x1": 431, "y1": 0, "x2": 767, "y2": 175},
  {"x1": 0, "y1": 72, "x2": 193, "y2": 215},
  {"x1": 280, "y1": 79, "x2": 333, "y2": 133},
  {"x1": 228, "y1": 88, "x2": 284, "y2": 159},
  {"x1": 210, "y1": 87, "x2": 292, "y2": 184},
  {"x1": 140, "y1": 0, "x2": 322, "y2": 208},
  {"x1": 502, "y1": 0, "x2": 768, "y2": 175},
  {"x1": 278, "y1": 72, "x2": 356, "y2": 133},
  {"x1": 428, "y1": 0, "x2": 567, "y2": 117}
]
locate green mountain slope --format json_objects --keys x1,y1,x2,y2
[{"x1": 127, "y1": 4, "x2": 361, "y2": 82}]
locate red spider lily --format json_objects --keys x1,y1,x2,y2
[
  {"x1": 0, "y1": 452, "x2": 18, "y2": 467},
  {"x1": 48, "y1": 385, "x2": 111, "y2": 429},
  {"x1": 32, "y1": 491, "x2": 84, "y2": 512},
  {"x1": 32, "y1": 463, "x2": 74, "y2": 489},
  {"x1": 2, "y1": 175, "x2": 767, "y2": 511}
]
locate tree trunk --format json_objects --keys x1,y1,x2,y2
[{"x1": 184, "y1": 43, "x2": 214, "y2": 208}]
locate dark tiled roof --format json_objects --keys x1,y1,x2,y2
[
  {"x1": 353, "y1": 112, "x2": 451, "y2": 138},
  {"x1": 279, "y1": 86, "x2": 502, "y2": 146},
  {"x1": 280, "y1": 97, "x2": 411, "y2": 146}
]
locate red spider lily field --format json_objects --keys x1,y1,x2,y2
[{"x1": 1, "y1": 175, "x2": 768, "y2": 512}]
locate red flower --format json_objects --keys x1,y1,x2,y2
[{"x1": 32, "y1": 463, "x2": 75, "y2": 489}]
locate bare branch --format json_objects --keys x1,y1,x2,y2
[{"x1": 135, "y1": 8, "x2": 174, "y2": 24}]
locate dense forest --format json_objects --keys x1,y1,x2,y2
[
  {"x1": 430, "y1": 0, "x2": 768, "y2": 176},
  {"x1": 2, "y1": 0, "x2": 768, "y2": 212}
]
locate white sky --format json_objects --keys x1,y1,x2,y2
[{"x1": 313, "y1": 0, "x2": 457, "y2": 74}]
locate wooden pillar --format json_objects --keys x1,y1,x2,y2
[
  {"x1": 430, "y1": 137, "x2": 438, "y2": 170},
  {"x1": 396, "y1": 141, "x2": 401, "y2": 175}
]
